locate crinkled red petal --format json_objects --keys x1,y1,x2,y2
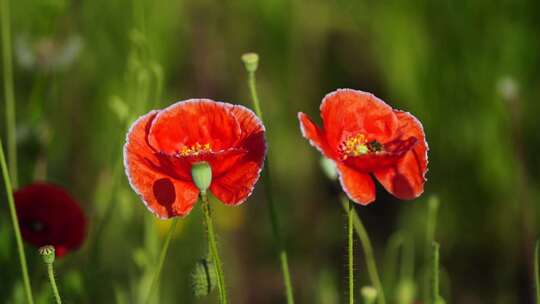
[
  {"x1": 124, "y1": 111, "x2": 199, "y2": 218},
  {"x1": 321, "y1": 89, "x2": 398, "y2": 153},
  {"x1": 148, "y1": 99, "x2": 242, "y2": 154},
  {"x1": 336, "y1": 163, "x2": 376, "y2": 205},
  {"x1": 374, "y1": 111, "x2": 428, "y2": 200},
  {"x1": 209, "y1": 105, "x2": 266, "y2": 205},
  {"x1": 298, "y1": 112, "x2": 335, "y2": 159}
]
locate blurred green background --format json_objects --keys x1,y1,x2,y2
[{"x1": 1, "y1": 0, "x2": 540, "y2": 303}]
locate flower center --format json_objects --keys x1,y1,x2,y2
[
  {"x1": 340, "y1": 134, "x2": 383, "y2": 159},
  {"x1": 179, "y1": 143, "x2": 212, "y2": 156}
]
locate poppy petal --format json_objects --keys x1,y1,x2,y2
[
  {"x1": 207, "y1": 104, "x2": 266, "y2": 205},
  {"x1": 124, "y1": 111, "x2": 199, "y2": 218},
  {"x1": 14, "y1": 183, "x2": 86, "y2": 256},
  {"x1": 148, "y1": 99, "x2": 242, "y2": 154},
  {"x1": 210, "y1": 158, "x2": 263, "y2": 205},
  {"x1": 298, "y1": 112, "x2": 334, "y2": 158},
  {"x1": 337, "y1": 163, "x2": 376, "y2": 205},
  {"x1": 374, "y1": 111, "x2": 428, "y2": 200},
  {"x1": 321, "y1": 89, "x2": 398, "y2": 152}
]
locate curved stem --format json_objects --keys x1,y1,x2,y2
[
  {"x1": 340, "y1": 195, "x2": 385, "y2": 304},
  {"x1": 47, "y1": 263, "x2": 62, "y2": 304},
  {"x1": 1, "y1": 0, "x2": 18, "y2": 187},
  {"x1": 201, "y1": 194, "x2": 227, "y2": 304},
  {"x1": 245, "y1": 63, "x2": 295, "y2": 304},
  {"x1": 347, "y1": 199, "x2": 354, "y2": 304},
  {"x1": 0, "y1": 140, "x2": 33, "y2": 303},
  {"x1": 145, "y1": 217, "x2": 178, "y2": 304}
]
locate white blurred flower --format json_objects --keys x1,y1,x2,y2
[{"x1": 15, "y1": 34, "x2": 83, "y2": 72}]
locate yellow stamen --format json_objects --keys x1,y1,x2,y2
[
  {"x1": 179, "y1": 142, "x2": 212, "y2": 156},
  {"x1": 341, "y1": 134, "x2": 369, "y2": 158}
]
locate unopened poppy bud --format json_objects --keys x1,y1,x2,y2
[
  {"x1": 191, "y1": 258, "x2": 217, "y2": 297},
  {"x1": 361, "y1": 286, "x2": 377, "y2": 304},
  {"x1": 241, "y1": 52, "x2": 259, "y2": 73},
  {"x1": 191, "y1": 162, "x2": 212, "y2": 195},
  {"x1": 39, "y1": 245, "x2": 56, "y2": 264},
  {"x1": 396, "y1": 279, "x2": 416, "y2": 304},
  {"x1": 320, "y1": 157, "x2": 337, "y2": 181}
]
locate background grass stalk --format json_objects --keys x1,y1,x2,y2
[
  {"x1": 145, "y1": 217, "x2": 178, "y2": 304},
  {"x1": 535, "y1": 240, "x2": 540, "y2": 304},
  {"x1": 424, "y1": 196, "x2": 440, "y2": 303},
  {"x1": 201, "y1": 194, "x2": 228, "y2": 304},
  {"x1": 1, "y1": 0, "x2": 18, "y2": 187},
  {"x1": 0, "y1": 140, "x2": 33, "y2": 303},
  {"x1": 340, "y1": 195, "x2": 386, "y2": 304},
  {"x1": 431, "y1": 242, "x2": 444, "y2": 304},
  {"x1": 242, "y1": 53, "x2": 295, "y2": 304}
]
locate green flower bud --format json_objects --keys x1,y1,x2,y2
[
  {"x1": 320, "y1": 157, "x2": 337, "y2": 181},
  {"x1": 241, "y1": 53, "x2": 259, "y2": 73},
  {"x1": 361, "y1": 286, "x2": 378, "y2": 304},
  {"x1": 191, "y1": 162, "x2": 212, "y2": 195},
  {"x1": 191, "y1": 258, "x2": 217, "y2": 297},
  {"x1": 38, "y1": 245, "x2": 55, "y2": 264}
]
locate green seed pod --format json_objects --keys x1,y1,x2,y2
[
  {"x1": 241, "y1": 53, "x2": 259, "y2": 73},
  {"x1": 191, "y1": 258, "x2": 217, "y2": 297},
  {"x1": 191, "y1": 162, "x2": 212, "y2": 195},
  {"x1": 38, "y1": 245, "x2": 55, "y2": 264},
  {"x1": 361, "y1": 286, "x2": 378, "y2": 304}
]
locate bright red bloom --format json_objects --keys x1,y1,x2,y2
[
  {"x1": 124, "y1": 99, "x2": 266, "y2": 219},
  {"x1": 298, "y1": 89, "x2": 428, "y2": 205},
  {"x1": 14, "y1": 183, "x2": 87, "y2": 257}
]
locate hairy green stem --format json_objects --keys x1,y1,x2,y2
[
  {"x1": 244, "y1": 57, "x2": 295, "y2": 304},
  {"x1": 1, "y1": 0, "x2": 18, "y2": 187},
  {"x1": 347, "y1": 199, "x2": 354, "y2": 304},
  {"x1": 145, "y1": 217, "x2": 178, "y2": 304},
  {"x1": 201, "y1": 194, "x2": 228, "y2": 303},
  {"x1": 340, "y1": 195, "x2": 385, "y2": 304},
  {"x1": 0, "y1": 140, "x2": 33, "y2": 303},
  {"x1": 47, "y1": 263, "x2": 62, "y2": 304}
]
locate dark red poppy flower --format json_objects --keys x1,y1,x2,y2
[
  {"x1": 124, "y1": 99, "x2": 266, "y2": 219},
  {"x1": 14, "y1": 183, "x2": 87, "y2": 257},
  {"x1": 298, "y1": 89, "x2": 428, "y2": 205}
]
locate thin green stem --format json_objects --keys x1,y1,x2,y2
[
  {"x1": 535, "y1": 239, "x2": 539, "y2": 304},
  {"x1": 47, "y1": 263, "x2": 62, "y2": 304},
  {"x1": 145, "y1": 217, "x2": 178, "y2": 304},
  {"x1": 340, "y1": 195, "x2": 385, "y2": 304},
  {"x1": 201, "y1": 194, "x2": 228, "y2": 304},
  {"x1": 244, "y1": 62, "x2": 295, "y2": 303},
  {"x1": 425, "y1": 196, "x2": 439, "y2": 303},
  {"x1": 0, "y1": 140, "x2": 33, "y2": 303},
  {"x1": 1, "y1": 0, "x2": 18, "y2": 187},
  {"x1": 431, "y1": 242, "x2": 441, "y2": 304},
  {"x1": 247, "y1": 72, "x2": 263, "y2": 121},
  {"x1": 347, "y1": 199, "x2": 354, "y2": 304}
]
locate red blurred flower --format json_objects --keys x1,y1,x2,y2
[
  {"x1": 124, "y1": 99, "x2": 266, "y2": 219},
  {"x1": 14, "y1": 183, "x2": 87, "y2": 257},
  {"x1": 298, "y1": 89, "x2": 428, "y2": 204}
]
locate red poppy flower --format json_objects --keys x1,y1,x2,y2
[
  {"x1": 298, "y1": 89, "x2": 428, "y2": 204},
  {"x1": 124, "y1": 99, "x2": 266, "y2": 219},
  {"x1": 14, "y1": 183, "x2": 87, "y2": 257}
]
